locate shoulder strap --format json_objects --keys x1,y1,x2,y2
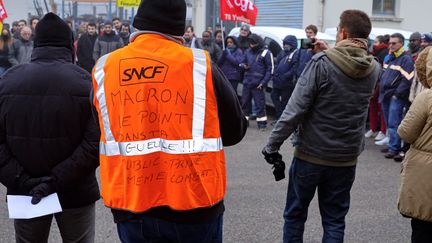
[{"x1": 286, "y1": 49, "x2": 298, "y2": 63}]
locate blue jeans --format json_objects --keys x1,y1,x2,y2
[
  {"x1": 284, "y1": 157, "x2": 356, "y2": 243},
  {"x1": 381, "y1": 96, "x2": 406, "y2": 153},
  {"x1": 117, "y1": 214, "x2": 223, "y2": 243}
]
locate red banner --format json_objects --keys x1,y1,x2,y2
[
  {"x1": 0, "y1": 0, "x2": 7, "y2": 22},
  {"x1": 220, "y1": 0, "x2": 258, "y2": 26}
]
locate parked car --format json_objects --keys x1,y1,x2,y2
[{"x1": 227, "y1": 26, "x2": 336, "y2": 106}]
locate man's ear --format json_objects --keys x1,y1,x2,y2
[{"x1": 342, "y1": 28, "x2": 348, "y2": 40}]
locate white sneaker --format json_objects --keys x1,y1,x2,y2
[
  {"x1": 365, "y1": 130, "x2": 377, "y2": 138},
  {"x1": 374, "y1": 131, "x2": 386, "y2": 141},
  {"x1": 375, "y1": 137, "x2": 389, "y2": 146}
]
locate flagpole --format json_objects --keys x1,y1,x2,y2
[{"x1": 221, "y1": 20, "x2": 225, "y2": 50}]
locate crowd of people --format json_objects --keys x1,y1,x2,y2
[
  {"x1": 366, "y1": 31, "x2": 432, "y2": 163},
  {"x1": 0, "y1": 14, "x2": 319, "y2": 133},
  {"x1": 184, "y1": 23, "x2": 318, "y2": 131},
  {"x1": 1, "y1": 0, "x2": 432, "y2": 242},
  {"x1": 0, "y1": 16, "x2": 131, "y2": 74}
]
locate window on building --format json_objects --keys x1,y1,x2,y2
[{"x1": 372, "y1": 0, "x2": 396, "y2": 16}]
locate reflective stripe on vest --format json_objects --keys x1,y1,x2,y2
[{"x1": 93, "y1": 49, "x2": 222, "y2": 156}]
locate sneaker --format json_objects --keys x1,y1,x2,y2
[
  {"x1": 374, "y1": 131, "x2": 386, "y2": 141},
  {"x1": 365, "y1": 129, "x2": 377, "y2": 138},
  {"x1": 385, "y1": 151, "x2": 398, "y2": 159},
  {"x1": 380, "y1": 148, "x2": 389, "y2": 153},
  {"x1": 375, "y1": 137, "x2": 389, "y2": 146},
  {"x1": 393, "y1": 152, "x2": 405, "y2": 162}
]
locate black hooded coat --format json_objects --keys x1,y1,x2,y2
[{"x1": 0, "y1": 13, "x2": 100, "y2": 209}]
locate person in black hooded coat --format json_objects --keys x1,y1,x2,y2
[
  {"x1": 241, "y1": 33, "x2": 274, "y2": 130},
  {"x1": 271, "y1": 35, "x2": 300, "y2": 119},
  {"x1": 0, "y1": 12, "x2": 100, "y2": 243}
]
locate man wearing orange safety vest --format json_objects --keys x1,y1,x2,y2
[{"x1": 92, "y1": 0, "x2": 247, "y2": 242}]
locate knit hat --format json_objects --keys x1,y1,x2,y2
[
  {"x1": 283, "y1": 35, "x2": 298, "y2": 48},
  {"x1": 410, "y1": 32, "x2": 421, "y2": 41},
  {"x1": 421, "y1": 33, "x2": 432, "y2": 43},
  {"x1": 33, "y1": 12, "x2": 73, "y2": 50},
  {"x1": 133, "y1": 0, "x2": 186, "y2": 36},
  {"x1": 240, "y1": 24, "x2": 250, "y2": 32}
]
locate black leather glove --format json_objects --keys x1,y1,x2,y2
[
  {"x1": 16, "y1": 174, "x2": 52, "y2": 191},
  {"x1": 262, "y1": 148, "x2": 286, "y2": 181},
  {"x1": 29, "y1": 181, "x2": 55, "y2": 205},
  {"x1": 262, "y1": 147, "x2": 282, "y2": 165}
]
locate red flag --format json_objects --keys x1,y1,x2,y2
[
  {"x1": 220, "y1": 0, "x2": 258, "y2": 26},
  {"x1": 0, "y1": 0, "x2": 8, "y2": 22}
]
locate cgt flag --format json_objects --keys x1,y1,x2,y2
[
  {"x1": 0, "y1": 0, "x2": 7, "y2": 22},
  {"x1": 220, "y1": 0, "x2": 258, "y2": 26}
]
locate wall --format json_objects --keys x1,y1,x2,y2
[
  {"x1": 191, "y1": 0, "x2": 206, "y2": 37},
  {"x1": 304, "y1": 0, "x2": 432, "y2": 33},
  {"x1": 303, "y1": 0, "x2": 371, "y2": 31}
]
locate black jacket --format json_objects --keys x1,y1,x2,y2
[
  {"x1": 0, "y1": 46, "x2": 100, "y2": 209},
  {"x1": 77, "y1": 32, "x2": 98, "y2": 73}
]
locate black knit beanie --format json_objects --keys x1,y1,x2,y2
[
  {"x1": 34, "y1": 12, "x2": 73, "y2": 50},
  {"x1": 133, "y1": 0, "x2": 186, "y2": 36}
]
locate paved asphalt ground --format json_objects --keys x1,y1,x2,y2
[{"x1": 0, "y1": 123, "x2": 410, "y2": 242}]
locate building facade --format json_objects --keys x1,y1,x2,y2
[
  {"x1": 304, "y1": 0, "x2": 432, "y2": 33},
  {"x1": 197, "y1": 0, "x2": 430, "y2": 38}
]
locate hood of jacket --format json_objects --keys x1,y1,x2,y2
[
  {"x1": 324, "y1": 39, "x2": 376, "y2": 79},
  {"x1": 283, "y1": 35, "x2": 297, "y2": 48},
  {"x1": 248, "y1": 34, "x2": 263, "y2": 46},
  {"x1": 415, "y1": 46, "x2": 432, "y2": 88},
  {"x1": 224, "y1": 35, "x2": 239, "y2": 48}
]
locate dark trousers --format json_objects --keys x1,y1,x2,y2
[
  {"x1": 271, "y1": 87, "x2": 293, "y2": 119},
  {"x1": 412, "y1": 218, "x2": 432, "y2": 243},
  {"x1": 369, "y1": 95, "x2": 386, "y2": 133},
  {"x1": 14, "y1": 203, "x2": 95, "y2": 243},
  {"x1": 284, "y1": 157, "x2": 356, "y2": 243},
  {"x1": 241, "y1": 85, "x2": 267, "y2": 128},
  {"x1": 117, "y1": 214, "x2": 223, "y2": 243},
  {"x1": 229, "y1": 79, "x2": 240, "y2": 95}
]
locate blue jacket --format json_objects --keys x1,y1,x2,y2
[
  {"x1": 273, "y1": 48, "x2": 300, "y2": 89},
  {"x1": 297, "y1": 49, "x2": 314, "y2": 77},
  {"x1": 242, "y1": 46, "x2": 274, "y2": 88},
  {"x1": 217, "y1": 47, "x2": 244, "y2": 81},
  {"x1": 379, "y1": 50, "x2": 414, "y2": 102}
]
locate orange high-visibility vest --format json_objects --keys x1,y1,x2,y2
[{"x1": 92, "y1": 32, "x2": 226, "y2": 213}]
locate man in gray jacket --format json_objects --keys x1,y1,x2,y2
[
  {"x1": 9, "y1": 26, "x2": 33, "y2": 65},
  {"x1": 93, "y1": 22, "x2": 124, "y2": 61},
  {"x1": 262, "y1": 10, "x2": 381, "y2": 243}
]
